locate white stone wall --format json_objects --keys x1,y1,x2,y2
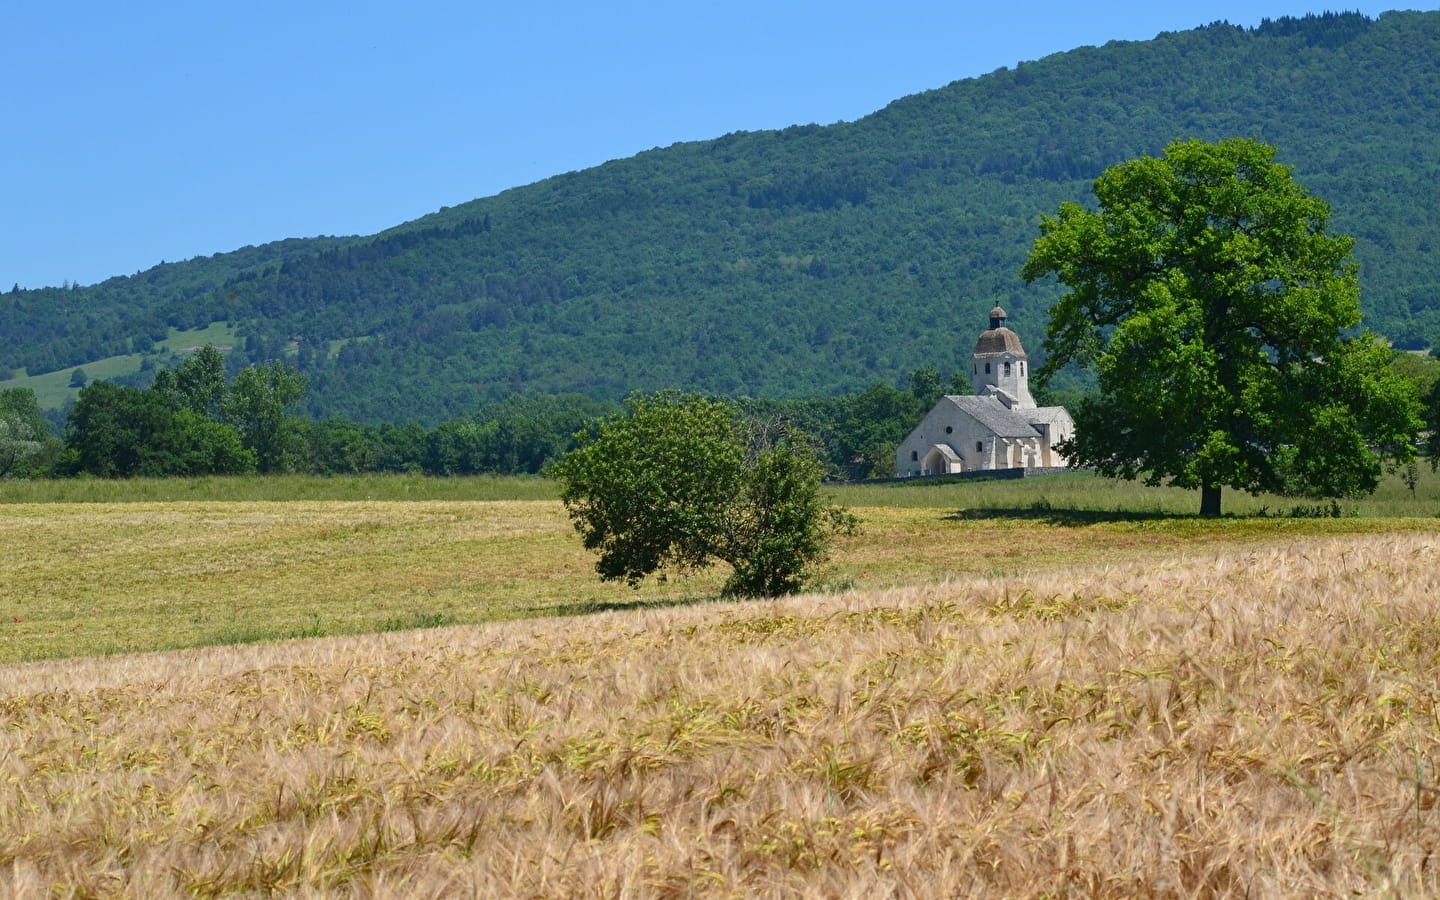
[
  {"x1": 1030, "y1": 410, "x2": 1076, "y2": 468},
  {"x1": 894, "y1": 402, "x2": 1003, "y2": 477}
]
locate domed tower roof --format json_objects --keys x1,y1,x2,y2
[
  {"x1": 974, "y1": 327, "x2": 1026, "y2": 356},
  {"x1": 974, "y1": 305, "x2": 1027, "y2": 357}
]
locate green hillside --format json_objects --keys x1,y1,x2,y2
[
  {"x1": 7, "y1": 323, "x2": 239, "y2": 411},
  {"x1": 2, "y1": 11, "x2": 1436, "y2": 424}
]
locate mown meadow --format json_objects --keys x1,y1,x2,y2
[
  {"x1": 3, "y1": 469, "x2": 1440, "y2": 895},
  {"x1": 4, "y1": 470, "x2": 1439, "y2": 664}
]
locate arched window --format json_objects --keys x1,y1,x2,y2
[
  {"x1": 976, "y1": 441, "x2": 983, "y2": 453},
  {"x1": 911, "y1": 450, "x2": 918, "y2": 461},
  {"x1": 1020, "y1": 361, "x2": 1026, "y2": 376},
  {"x1": 984, "y1": 363, "x2": 991, "y2": 375},
  {"x1": 1004, "y1": 361, "x2": 1012, "y2": 377}
]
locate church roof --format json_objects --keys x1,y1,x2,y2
[
  {"x1": 942, "y1": 395, "x2": 1044, "y2": 438},
  {"x1": 1027, "y1": 406, "x2": 1073, "y2": 427},
  {"x1": 973, "y1": 327, "x2": 1026, "y2": 356}
]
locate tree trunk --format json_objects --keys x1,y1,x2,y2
[{"x1": 1200, "y1": 483, "x2": 1222, "y2": 517}]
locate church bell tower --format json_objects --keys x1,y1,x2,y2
[{"x1": 970, "y1": 305, "x2": 1036, "y2": 408}]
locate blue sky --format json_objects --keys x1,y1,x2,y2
[{"x1": 3, "y1": 1, "x2": 1433, "y2": 290}]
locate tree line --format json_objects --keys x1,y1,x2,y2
[
  {"x1": 2, "y1": 347, "x2": 1014, "y2": 482},
  {"x1": 8, "y1": 149, "x2": 1440, "y2": 499},
  {"x1": 4, "y1": 347, "x2": 1437, "y2": 489}
]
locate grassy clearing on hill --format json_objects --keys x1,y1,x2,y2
[
  {"x1": 6, "y1": 322, "x2": 239, "y2": 409},
  {"x1": 4, "y1": 532, "x2": 1440, "y2": 895}
]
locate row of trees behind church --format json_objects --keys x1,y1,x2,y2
[{"x1": 0, "y1": 352, "x2": 960, "y2": 482}]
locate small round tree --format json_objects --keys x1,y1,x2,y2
[{"x1": 551, "y1": 391, "x2": 855, "y2": 598}]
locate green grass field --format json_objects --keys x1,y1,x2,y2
[
  {"x1": 2, "y1": 468, "x2": 1438, "y2": 663},
  {"x1": 0, "y1": 472, "x2": 559, "y2": 504},
  {"x1": 830, "y1": 466, "x2": 1440, "y2": 517},
  {"x1": 6, "y1": 465, "x2": 1440, "y2": 512}
]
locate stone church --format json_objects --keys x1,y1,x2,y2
[{"x1": 894, "y1": 306, "x2": 1075, "y2": 477}]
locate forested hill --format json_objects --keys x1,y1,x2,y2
[{"x1": 4, "y1": 10, "x2": 1437, "y2": 425}]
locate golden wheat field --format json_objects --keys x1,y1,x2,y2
[{"x1": 4, "y1": 499, "x2": 1440, "y2": 895}]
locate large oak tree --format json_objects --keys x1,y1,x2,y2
[{"x1": 1023, "y1": 138, "x2": 1421, "y2": 516}]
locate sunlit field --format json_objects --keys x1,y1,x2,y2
[
  {"x1": 3, "y1": 469, "x2": 1440, "y2": 895},
  {"x1": 5, "y1": 531, "x2": 1440, "y2": 895},
  {"x1": 3, "y1": 470, "x2": 1439, "y2": 663},
  {"x1": 0, "y1": 472, "x2": 560, "y2": 504}
]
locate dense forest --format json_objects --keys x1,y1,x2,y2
[{"x1": 2, "y1": 11, "x2": 1437, "y2": 425}]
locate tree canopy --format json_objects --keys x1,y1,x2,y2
[
  {"x1": 550, "y1": 391, "x2": 854, "y2": 598},
  {"x1": 1023, "y1": 138, "x2": 1423, "y2": 516},
  {"x1": 60, "y1": 380, "x2": 254, "y2": 478},
  {"x1": 58, "y1": 347, "x2": 314, "y2": 478},
  {"x1": 221, "y1": 361, "x2": 308, "y2": 473},
  {"x1": 0, "y1": 388, "x2": 58, "y2": 478}
]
